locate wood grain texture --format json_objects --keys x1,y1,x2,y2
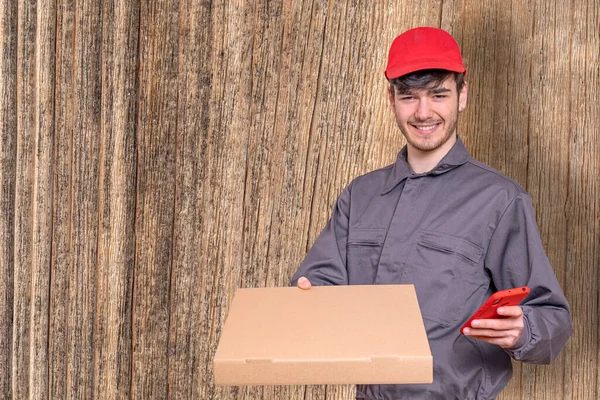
[
  {"x1": 0, "y1": 1, "x2": 598, "y2": 399},
  {"x1": 66, "y1": 0, "x2": 103, "y2": 396},
  {"x1": 29, "y1": 0, "x2": 56, "y2": 398},
  {"x1": 563, "y1": 1, "x2": 600, "y2": 399},
  {"x1": 169, "y1": 0, "x2": 210, "y2": 398},
  {"x1": 94, "y1": 0, "x2": 140, "y2": 398},
  {"x1": 49, "y1": 0, "x2": 76, "y2": 397},
  {"x1": 13, "y1": 0, "x2": 37, "y2": 397},
  {"x1": 48, "y1": 1, "x2": 75, "y2": 398},
  {"x1": 0, "y1": 0, "x2": 16, "y2": 397},
  {"x1": 131, "y1": 0, "x2": 178, "y2": 397}
]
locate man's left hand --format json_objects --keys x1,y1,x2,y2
[{"x1": 462, "y1": 306, "x2": 524, "y2": 348}]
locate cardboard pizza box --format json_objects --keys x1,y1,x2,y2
[{"x1": 213, "y1": 284, "x2": 432, "y2": 385}]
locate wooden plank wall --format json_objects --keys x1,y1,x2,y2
[{"x1": 0, "y1": 0, "x2": 598, "y2": 399}]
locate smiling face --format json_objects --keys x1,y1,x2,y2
[{"x1": 389, "y1": 73, "x2": 467, "y2": 159}]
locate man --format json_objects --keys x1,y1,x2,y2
[{"x1": 291, "y1": 27, "x2": 573, "y2": 399}]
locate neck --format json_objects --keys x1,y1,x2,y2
[{"x1": 407, "y1": 134, "x2": 457, "y2": 174}]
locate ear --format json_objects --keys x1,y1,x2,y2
[
  {"x1": 458, "y1": 82, "x2": 468, "y2": 112},
  {"x1": 388, "y1": 86, "x2": 395, "y2": 107}
]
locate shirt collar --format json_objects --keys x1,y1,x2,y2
[{"x1": 381, "y1": 136, "x2": 471, "y2": 195}]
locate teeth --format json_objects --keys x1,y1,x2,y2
[{"x1": 414, "y1": 124, "x2": 437, "y2": 131}]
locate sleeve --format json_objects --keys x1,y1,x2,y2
[
  {"x1": 290, "y1": 186, "x2": 351, "y2": 286},
  {"x1": 484, "y1": 193, "x2": 573, "y2": 364}
]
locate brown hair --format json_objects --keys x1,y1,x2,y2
[{"x1": 389, "y1": 69, "x2": 465, "y2": 97}]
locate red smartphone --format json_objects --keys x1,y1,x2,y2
[{"x1": 461, "y1": 286, "x2": 530, "y2": 334}]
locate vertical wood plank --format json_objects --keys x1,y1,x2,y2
[
  {"x1": 12, "y1": 0, "x2": 37, "y2": 397},
  {"x1": 564, "y1": 1, "x2": 600, "y2": 399},
  {"x1": 29, "y1": 0, "x2": 56, "y2": 398},
  {"x1": 168, "y1": 0, "x2": 211, "y2": 398},
  {"x1": 93, "y1": 0, "x2": 140, "y2": 398},
  {"x1": 199, "y1": 0, "x2": 226, "y2": 396},
  {"x1": 49, "y1": 0, "x2": 76, "y2": 397},
  {"x1": 66, "y1": 0, "x2": 103, "y2": 397},
  {"x1": 132, "y1": 0, "x2": 178, "y2": 397},
  {"x1": 526, "y1": 1, "x2": 572, "y2": 397},
  {"x1": 0, "y1": 0, "x2": 17, "y2": 396}
]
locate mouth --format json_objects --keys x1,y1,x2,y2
[{"x1": 410, "y1": 122, "x2": 442, "y2": 134}]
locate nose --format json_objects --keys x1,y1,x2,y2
[{"x1": 415, "y1": 99, "x2": 433, "y2": 120}]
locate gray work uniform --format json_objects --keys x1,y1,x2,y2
[{"x1": 291, "y1": 137, "x2": 573, "y2": 400}]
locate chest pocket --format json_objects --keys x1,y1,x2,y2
[
  {"x1": 347, "y1": 228, "x2": 386, "y2": 285},
  {"x1": 404, "y1": 230, "x2": 484, "y2": 327}
]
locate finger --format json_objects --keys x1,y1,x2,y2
[
  {"x1": 471, "y1": 316, "x2": 524, "y2": 330},
  {"x1": 467, "y1": 334, "x2": 520, "y2": 348},
  {"x1": 297, "y1": 276, "x2": 312, "y2": 290},
  {"x1": 496, "y1": 305, "x2": 523, "y2": 317},
  {"x1": 463, "y1": 327, "x2": 523, "y2": 347},
  {"x1": 464, "y1": 327, "x2": 512, "y2": 338}
]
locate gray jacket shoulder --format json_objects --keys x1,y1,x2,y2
[
  {"x1": 346, "y1": 163, "x2": 394, "y2": 193},
  {"x1": 464, "y1": 158, "x2": 529, "y2": 203}
]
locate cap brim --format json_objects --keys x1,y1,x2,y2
[{"x1": 385, "y1": 61, "x2": 466, "y2": 79}]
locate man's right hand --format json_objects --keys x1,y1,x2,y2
[{"x1": 297, "y1": 276, "x2": 312, "y2": 290}]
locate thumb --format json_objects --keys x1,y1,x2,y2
[{"x1": 297, "y1": 277, "x2": 312, "y2": 290}]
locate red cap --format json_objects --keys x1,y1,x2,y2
[{"x1": 385, "y1": 27, "x2": 466, "y2": 79}]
